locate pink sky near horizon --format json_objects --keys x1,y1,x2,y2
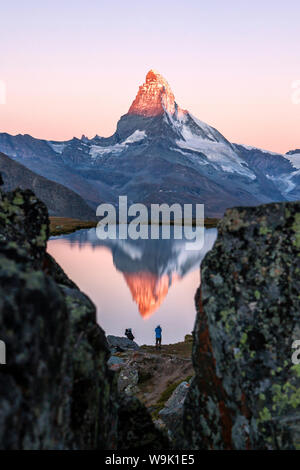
[{"x1": 1, "y1": 0, "x2": 299, "y2": 153}]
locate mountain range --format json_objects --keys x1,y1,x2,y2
[{"x1": 0, "y1": 69, "x2": 299, "y2": 217}]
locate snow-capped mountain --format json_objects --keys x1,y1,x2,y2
[{"x1": 0, "y1": 70, "x2": 298, "y2": 216}]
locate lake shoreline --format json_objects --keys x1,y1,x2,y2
[{"x1": 50, "y1": 216, "x2": 220, "y2": 236}]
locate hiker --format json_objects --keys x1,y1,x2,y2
[
  {"x1": 125, "y1": 328, "x2": 134, "y2": 341},
  {"x1": 155, "y1": 325, "x2": 162, "y2": 349}
]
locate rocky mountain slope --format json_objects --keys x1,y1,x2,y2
[
  {"x1": 106, "y1": 336, "x2": 194, "y2": 441},
  {"x1": 0, "y1": 133, "x2": 109, "y2": 209},
  {"x1": 0, "y1": 152, "x2": 96, "y2": 220},
  {"x1": 235, "y1": 144, "x2": 300, "y2": 202},
  {"x1": 107, "y1": 338, "x2": 193, "y2": 410},
  {"x1": 0, "y1": 70, "x2": 298, "y2": 217}
]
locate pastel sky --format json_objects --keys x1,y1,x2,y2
[{"x1": 1, "y1": 0, "x2": 299, "y2": 153}]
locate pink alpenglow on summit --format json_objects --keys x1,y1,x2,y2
[{"x1": 128, "y1": 69, "x2": 185, "y2": 117}]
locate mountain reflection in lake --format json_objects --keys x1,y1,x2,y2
[{"x1": 47, "y1": 226, "x2": 217, "y2": 345}]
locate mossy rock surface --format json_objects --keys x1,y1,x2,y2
[
  {"x1": 181, "y1": 201, "x2": 300, "y2": 450},
  {"x1": 0, "y1": 186, "x2": 167, "y2": 450}
]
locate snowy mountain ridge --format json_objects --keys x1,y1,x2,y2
[{"x1": 0, "y1": 70, "x2": 298, "y2": 217}]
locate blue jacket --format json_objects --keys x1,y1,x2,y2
[{"x1": 155, "y1": 327, "x2": 162, "y2": 338}]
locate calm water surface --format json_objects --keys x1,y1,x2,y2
[{"x1": 47, "y1": 227, "x2": 217, "y2": 345}]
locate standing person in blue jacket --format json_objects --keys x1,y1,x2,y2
[{"x1": 155, "y1": 325, "x2": 162, "y2": 350}]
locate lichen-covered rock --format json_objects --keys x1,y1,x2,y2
[
  {"x1": 107, "y1": 335, "x2": 139, "y2": 352},
  {"x1": 0, "y1": 187, "x2": 118, "y2": 449},
  {"x1": 182, "y1": 201, "x2": 300, "y2": 450},
  {"x1": 0, "y1": 186, "x2": 167, "y2": 449},
  {"x1": 0, "y1": 241, "x2": 71, "y2": 449},
  {"x1": 118, "y1": 366, "x2": 139, "y2": 395},
  {"x1": 43, "y1": 252, "x2": 78, "y2": 289},
  {"x1": 108, "y1": 355, "x2": 125, "y2": 367},
  {"x1": 0, "y1": 187, "x2": 49, "y2": 266},
  {"x1": 61, "y1": 285, "x2": 119, "y2": 450},
  {"x1": 117, "y1": 395, "x2": 170, "y2": 450},
  {"x1": 159, "y1": 381, "x2": 190, "y2": 439}
]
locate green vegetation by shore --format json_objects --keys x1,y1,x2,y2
[
  {"x1": 203, "y1": 217, "x2": 220, "y2": 228},
  {"x1": 50, "y1": 217, "x2": 219, "y2": 236},
  {"x1": 49, "y1": 217, "x2": 97, "y2": 236}
]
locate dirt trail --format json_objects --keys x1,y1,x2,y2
[{"x1": 114, "y1": 338, "x2": 194, "y2": 410}]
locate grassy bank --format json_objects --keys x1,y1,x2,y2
[
  {"x1": 49, "y1": 217, "x2": 97, "y2": 236},
  {"x1": 203, "y1": 217, "x2": 219, "y2": 228},
  {"x1": 50, "y1": 217, "x2": 219, "y2": 236},
  {"x1": 140, "y1": 334, "x2": 193, "y2": 359}
]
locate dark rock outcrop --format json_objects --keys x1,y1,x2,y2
[
  {"x1": 118, "y1": 365, "x2": 139, "y2": 395},
  {"x1": 181, "y1": 201, "x2": 300, "y2": 450},
  {"x1": 0, "y1": 185, "x2": 167, "y2": 449},
  {"x1": 0, "y1": 186, "x2": 116, "y2": 449},
  {"x1": 117, "y1": 395, "x2": 169, "y2": 450},
  {"x1": 159, "y1": 381, "x2": 190, "y2": 439},
  {"x1": 107, "y1": 335, "x2": 140, "y2": 352}
]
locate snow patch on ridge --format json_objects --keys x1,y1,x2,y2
[
  {"x1": 236, "y1": 143, "x2": 300, "y2": 194},
  {"x1": 48, "y1": 142, "x2": 66, "y2": 154},
  {"x1": 284, "y1": 153, "x2": 300, "y2": 170},
  {"x1": 188, "y1": 114, "x2": 222, "y2": 142},
  {"x1": 237, "y1": 144, "x2": 283, "y2": 156},
  {"x1": 90, "y1": 130, "x2": 146, "y2": 159},
  {"x1": 266, "y1": 172, "x2": 298, "y2": 194},
  {"x1": 176, "y1": 138, "x2": 255, "y2": 179},
  {"x1": 123, "y1": 130, "x2": 147, "y2": 144},
  {"x1": 236, "y1": 143, "x2": 300, "y2": 170},
  {"x1": 167, "y1": 111, "x2": 256, "y2": 179}
]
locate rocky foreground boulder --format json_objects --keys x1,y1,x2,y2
[
  {"x1": 107, "y1": 335, "x2": 139, "y2": 353},
  {"x1": 181, "y1": 201, "x2": 300, "y2": 450},
  {"x1": 0, "y1": 185, "x2": 168, "y2": 450},
  {"x1": 159, "y1": 381, "x2": 190, "y2": 439}
]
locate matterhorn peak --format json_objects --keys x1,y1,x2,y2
[
  {"x1": 128, "y1": 69, "x2": 179, "y2": 117},
  {"x1": 145, "y1": 69, "x2": 167, "y2": 83}
]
